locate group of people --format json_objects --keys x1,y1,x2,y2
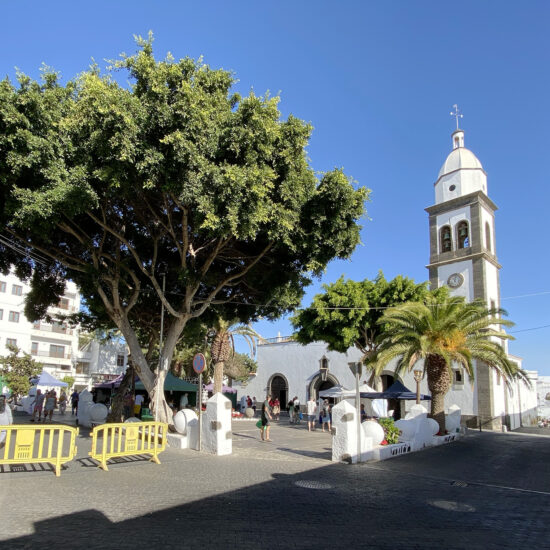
[
  {"x1": 30, "y1": 388, "x2": 80, "y2": 422},
  {"x1": 288, "y1": 396, "x2": 301, "y2": 423},
  {"x1": 306, "y1": 396, "x2": 332, "y2": 432}
]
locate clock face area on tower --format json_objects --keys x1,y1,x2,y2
[{"x1": 447, "y1": 273, "x2": 464, "y2": 288}]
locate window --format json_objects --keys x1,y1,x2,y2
[
  {"x1": 453, "y1": 369, "x2": 464, "y2": 386},
  {"x1": 49, "y1": 344, "x2": 65, "y2": 359},
  {"x1": 57, "y1": 298, "x2": 70, "y2": 310},
  {"x1": 12, "y1": 284, "x2": 22, "y2": 296},
  {"x1": 0, "y1": 281, "x2": 5, "y2": 292},
  {"x1": 76, "y1": 362, "x2": 89, "y2": 375},
  {"x1": 485, "y1": 222, "x2": 492, "y2": 252},
  {"x1": 440, "y1": 225, "x2": 452, "y2": 253},
  {"x1": 8, "y1": 311, "x2": 20, "y2": 323},
  {"x1": 457, "y1": 221, "x2": 470, "y2": 249},
  {"x1": 6, "y1": 338, "x2": 17, "y2": 348},
  {"x1": 31, "y1": 342, "x2": 38, "y2": 355},
  {"x1": 117, "y1": 354, "x2": 125, "y2": 367}
]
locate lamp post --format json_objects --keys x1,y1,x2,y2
[{"x1": 413, "y1": 369, "x2": 423, "y2": 405}]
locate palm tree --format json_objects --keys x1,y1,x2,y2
[
  {"x1": 210, "y1": 320, "x2": 264, "y2": 394},
  {"x1": 372, "y1": 294, "x2": 528, "y2": 434}
]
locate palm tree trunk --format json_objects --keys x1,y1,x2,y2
[
  {"x1": 430, "y1": 391, "x2": 446, "y2": 434},
  {"x1": 213, "y1": 361, "x2": 224, "y2": 394},
  {"x1": 426, "y1": 354, "x2": 451, "y2": 435}
]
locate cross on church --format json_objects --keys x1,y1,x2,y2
[{"x1": 450, "y1": 104, "x2": 463, "y2": 130}]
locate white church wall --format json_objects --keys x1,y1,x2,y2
[
  {"x1": 436, "y1": 170, "x2": 487, "y2": 203},
  {"x1": 484, "y1": 262, "x2": 500, "y2": 308},
  {"x1": 234, "y1": 341, "x2": 363, "y2": 405},
  {"x1": 437, "y1": 259, "x2": 474, "y2": 301},
  {"x1": 519, "y1": 370, "x2": 538, "y2": 426}
]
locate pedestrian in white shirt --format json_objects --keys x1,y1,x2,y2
[{"x1": 306, "y1": 395, "x2": 317, "y2": 432}]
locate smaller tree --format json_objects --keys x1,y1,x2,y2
[
  {"x1": 210, "y1": 320, "x2": 263, "y2": 393},
  {"x1": 224, "y1": 353, "x2": 258, "y2": 382},
  {"x1": 61, "y1": 375, "x2": 75, "y2": 390},
  {"x1": 292, "y1": 272, "x2": 437, "y2": 387},
  {"x1": 0, "y1": 345, "x2": 43, "y2": 399}
]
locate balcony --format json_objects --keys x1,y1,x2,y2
[
  {"x1": 32, "y1": 322, "x2": 74, "y2": 336},
  {"x1": 31, "y1": 350, "x2": 72, "y2": 360}
]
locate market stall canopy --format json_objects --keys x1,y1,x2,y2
[
  {"x1": 318, "y1": 385, "x2": 348, "y2": 398},
  {"x1": 135, "y1": 372, "x2": 197, "y2": 392},
  {"x1": 361, "y1": 380, "x2": 431, "y2": 401},
  {"x1": 93, "y1": 373, "x2": 126, "y2": 389},
  {"x1": 32, "y1": 370, "x2": 68, "y2": 387},
  {"x1": 203, "y1": 383, "x2": 237, "y2": 393}
]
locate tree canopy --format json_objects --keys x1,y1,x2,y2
[
  {"x1": 0, "y1": 35, "x2": 368, "y2": 421},
  {"x1": 292, "y1": 272, "x2": 436, "y2": 357},
  {"x1": 0, "y1": 345, "x2": 43, "y2": 398}
]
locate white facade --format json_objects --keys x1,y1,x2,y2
[
  {"x1": 75, "y1": 339, "x2": 128, "y2": 390},
  {"x1": 536, "y1": 375, "x2": 550, "y2": 419},
  {"x1": 0, "y1": 270, "x2": 128, "y2": 393},
  {"x1": 0, "y1": 270, "x2": 80, "y2": 384}
]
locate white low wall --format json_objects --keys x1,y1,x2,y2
[{"x1": 332, "y1": 402, "x2": 462, "y2": 463}]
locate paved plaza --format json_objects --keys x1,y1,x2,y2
[{"x1": 1, "y1": 412, "x2": 549, "y2": 549}]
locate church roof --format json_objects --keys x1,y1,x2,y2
[{"x1": 438, "y1": 147, "x2": 483, "y2": 178}]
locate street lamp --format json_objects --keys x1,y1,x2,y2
[{"x1": 413, "y1": 369, "x2": 423, "y2": 405}]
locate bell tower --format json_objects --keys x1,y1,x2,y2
[{"x1": 425, "y1": 109, "x2": 504, "y2": 429}]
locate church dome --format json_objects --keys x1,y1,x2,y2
[{"x1": 438, "y1": 147, "x2": 483, "y2": 178}]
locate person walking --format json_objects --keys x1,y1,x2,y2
[
  {"x1": 30, "y1": 389, "x2": 45, "y2": 422},
  {"x1": 70, "y1": 390, "x2": 79, "y2": 415},
  {"x1": 321, "y1": 400, "x2": 332, "y2": 432},
  {"x1": 58, "y1": 391, "x2": 67, "y2": 415},
  {"x1": 293, "y1": 396, "x2": 301, "y2": 424},
  {"x1": 43, "y1": 390, "x2": 57, "y2": 423},
  {"x1": 252, "y1": 397, "x2": 257, "y2": 415},
  {"x1": 288, "y1": 399, "x2": 294, "y2": 423},
  {"x1": 273, "y1": 398, "x2": 280, "y2": 421},
  {"x1": 307, "y1": 395, "x2": 317, "y2": 432},
  {"x1": 261, "y1": 394, "x2": 273, "y2": 441}
]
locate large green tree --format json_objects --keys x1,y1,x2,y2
[
  {"x1": 291, "y1": 273, "x2": 435, "y2": 386},
  {"x1": 372, "y1": 294, "x2": 528, "y2": 433},
  {"x1": 0, "y1": 36, "x2": 367, "y2": 422}
]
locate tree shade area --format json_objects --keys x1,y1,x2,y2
[{"x1": 0, "y1": 35, "x2": 367, "y2": 422}]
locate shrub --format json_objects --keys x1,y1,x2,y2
[{"x1": 378, "y1": 417, "x2": 400, "y2": 445}]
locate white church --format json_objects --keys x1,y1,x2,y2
[{"x1": 235, "y1": 122, "x2": 538, "y2": 430}]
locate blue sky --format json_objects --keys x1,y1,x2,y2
[{"x1": 2, "y1": 1, "x2": 550, "y2": 374}]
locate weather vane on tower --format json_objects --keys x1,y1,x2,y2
[{"x1": 450, "y1": 104, "x2": 463, "y2": 130}]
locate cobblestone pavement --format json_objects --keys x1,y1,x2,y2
[{"x1": 1, "y1": 413, "x2": 549, "y2": 549}]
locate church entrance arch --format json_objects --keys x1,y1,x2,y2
[
  {"x1": 308, "y1": 374, "x2": 339, "y2": 400},
  {"x1": 268, "y1": 374, "x2": 288, "y2": 409}
]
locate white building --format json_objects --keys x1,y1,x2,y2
[
  {"x1": 0, "y1": 270, "x2": 128, "y2": 393},
  {"x1": 0, "y1": 270, "x2": 80, "y2": 385},
  {"x1": 75, "y1": 339, "x2": 128, "y2": 390},
  {"x1": 236, "y1": 125, "x2": 539, "y2": 429},
  {"x1": 537, "y1": 376, "x2": 550, "y2": 419}
]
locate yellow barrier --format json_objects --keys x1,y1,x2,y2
[
  {"x1": 0, "y1": 424, "x2": 79, "y2": 477},
  {"x1": 89, "y1": 421, "x2": 167, "y2": 471}
]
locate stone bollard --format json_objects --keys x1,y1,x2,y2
[
  {"x1": 331, "y1": 400, "x2": 372, "y2": 464},
  {"x1": 171, "y1": 409, "x2": 199, "y2": 450},
  {"x1": 201, "y1": 393, "x2": 232, "y2": 455},
  {"x1": 76, "y1": 390, "x2": 94, "y2": 427},
  {"x1": 446, "y1": 404, "x2": 462, "y2": 434}
]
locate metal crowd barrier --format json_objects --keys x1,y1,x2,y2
[
  {"x1": 89, "y1": 421, "x2": 167, "y2": 471},
  {"x1": 0, "y1": 424, "x2": 79, "y2": 476}
]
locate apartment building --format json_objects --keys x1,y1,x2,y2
[{"x1": 0, "y1": 270, "x2": 81, "y2": 385}]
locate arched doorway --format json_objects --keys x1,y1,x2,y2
[
  {"x1": 308, "y1": 374, "x2": 339, "y2": 400},
  {"x1": 269, "y1": 374, "x2": 288, "y2": 409}
]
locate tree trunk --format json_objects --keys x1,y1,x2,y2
[
  {"x1": 148, "y1": 368, "x2": 173, "y2": 423},
  {"x1": 430, "y1": 391, "x2": 446, "y2": 435},
  {"x1": 106, "y1": 366, "x2": 133, "y2": 423},
  {"x1": 426, "y1": 354, "x2": 451, "y2": 435},
  {"x1": 213, "y1": 361, "x2": 224, "y2": 394}
]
